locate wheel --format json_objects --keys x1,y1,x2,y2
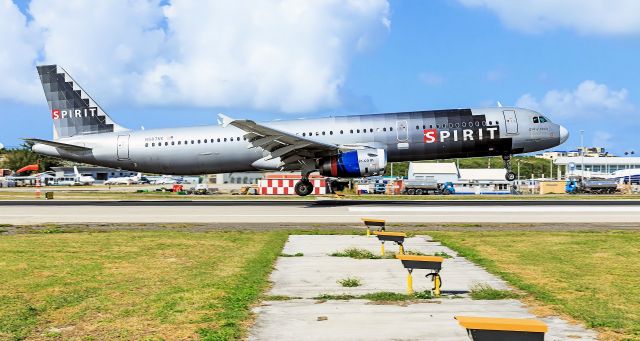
[
  {"x1": 415, "y1": 189, "x2": 424, "y2": 195},
  {"x1": 406, "y1": 188, "x2": 415, "y2": 195},
  {"x1": 442, "y1": 188, "x2": 451, "y2": 195},
  {"x1": 505, "y1": 171, "x2": 516, "y2": 182},
  {"x1": 294, "y1": 180, "x2": 314, "y2": 196}
]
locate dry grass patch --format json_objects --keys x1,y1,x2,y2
[
  {"x1": 430, "y1": 231, "x2": 640, "y2": 340},
  {"x1": 0, "y1": 230, "x2": 287, "y2": 340}
]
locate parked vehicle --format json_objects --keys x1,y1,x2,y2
[
  {"x1": 403, "y1": 179, "x2": 455, "y2": 195},
  {"x1": 566, "y1": 178, "x2": 618, "y2": 194}
]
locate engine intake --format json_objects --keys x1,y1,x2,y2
[{"x1": 319, "y1": 148, "x2": 387, "y2": 177}]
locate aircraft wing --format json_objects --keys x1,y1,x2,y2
[
  {"x1": 23, "y1": 138, "x2": 92, "y2": 152},
  {"x1": 218, "y1": 114, "x2": 339, "y2": 168}
]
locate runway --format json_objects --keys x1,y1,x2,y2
[{"x1": 1, "y1": 200, "x2": 640, "y2": 224}]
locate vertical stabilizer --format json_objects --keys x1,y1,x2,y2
[{"x1": 37, "y1": 65, "x2": 127, "y2": 139}]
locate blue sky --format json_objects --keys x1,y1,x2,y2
[{"x1": 1, "y1": 0, "x2": 639, "y2": 154}]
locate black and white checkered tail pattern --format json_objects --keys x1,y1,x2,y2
[{"x1": 37, "y1": 64, "x2": 127, "y2": 140}]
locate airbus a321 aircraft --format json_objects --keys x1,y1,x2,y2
[{"x1": 28, "y1": 65, "x2": 569, "y2": 196}]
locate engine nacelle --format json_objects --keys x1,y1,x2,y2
[{"x1": 319, "y1": 148, "x2": 387, "y2": 177}]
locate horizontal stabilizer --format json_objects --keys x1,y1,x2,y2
[{"x1": 23, "y1": 138, "x2": 92, "y2": 152}]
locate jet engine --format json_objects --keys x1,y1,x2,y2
[{"x1": 319, "y1": 148, "x2": 387, "y2": 177}]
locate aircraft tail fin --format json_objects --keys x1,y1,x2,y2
[
  {"x1": 74, "y1": 166, "x2": 81, "y2": 177},
  {"x1": 36, "y1": 65, "x2": 128, "y2": 140}
]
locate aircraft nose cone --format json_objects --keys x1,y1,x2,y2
[{"x1": 559, "y1": 125, "x2": 569, "y2": 144}]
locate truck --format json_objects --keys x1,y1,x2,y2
[
  {"x1": 566, "y1": 178, "x2": 618, "y2": 194},
  {"x1": 403, "y1": 179, "x2": 455, "y2": 195}
]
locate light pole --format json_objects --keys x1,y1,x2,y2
[
  {"x1": 624, "y1": 151, "x2": 635, "y2": 185},
  {"x1": 580, "y1": 130, "x2": 585, "y2": 179}
]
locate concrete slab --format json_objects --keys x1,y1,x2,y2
[
  {"x1": 251, "y1": 235, "x2": 597, "y2": 341},
  {"x1": 273, "y1": 235, "x2": 508, "y2": 297},
  {"x1": 250, "y1": 299, "x2": 597, "y2": 341}
]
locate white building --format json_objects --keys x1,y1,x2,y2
[
  {"x1": 553, "y1": 156, "x2": 640, "y2": 179},
  {"x1": 407, "y1": 162, "x2": 459, "y2": 183},
  {"x1": 407, "y1": 162, "x2": 512, "y2": 194}
]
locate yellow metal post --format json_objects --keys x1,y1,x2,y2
[
  {"x1": 407, "y1": 270, "x2": 414, "y2": 295},
  {"x1": 433, "y1": 273, "x2": 441, "y2": 297},
  {"x1": 367, "y1": 228, "x2": 370, "y2": 237},
  {"x1": 380, "y1": 242, "x2": 385, "y2": 256},
  {"x1": 398, "y1": 244, "x2": 405, "y2": 255}
]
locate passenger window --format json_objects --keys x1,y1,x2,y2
[
  {"x1": 322, "y1": 131, "x2": 325, "y2": 135},
  {"x1": 151, "y1": 143, "x2": 155, "y2": 147},
  {"x1": 390, "y1": 127, "x2": 393, "y2": 131},
  {"x1": 430, "y1": 125, "x2": 433, "y2": 129},
  {"x1": 416, "y1": 125, "x2": 420, "y2": 130},
  {"x1": 383, "y1": 128, "x2": 386, "y2": 131},
  {"x1": 370, "y1": 128, "x2": 373, "y2": 132},
  {"x1": 224, "y1": 138, "x2": 227, "y2": 142},
  {"x1": 178, "y1": 141, "x2": 181, "y2": 145},
  {"x1": 455, "y1": 123, "x2": 460, "y2": 128},
  {"x1": 462, "y1": 122, "x2": 466, "y2": 127},
  {"x1": 329, "y1": 131, "x2": 333, "y2": 135},
  {"x1": 357, "y1": 129, "x2": 360, "y2": 133},
  {"x1": 237, "y1": 137, "x2": 240, "y2": 141},
  {"x1": 145, "y1": 143, "x2": 148, "y2": 147},
  {"x1": 449, "y1": 123, "x2": 453, "y2": 128},
  {"x1": 350, "y1": 129, "x2": 354, "y2": 133},
  {"x1": 217, "y1": 138, "x2": 220, "y2": 142},
  {"x1": 482, "y1": 121, "x2": 486, "y2": 126},
  {"x1": 197, "y1": 140, "x2": 201, "y2": 144},
  {"x1": 340, "y1": 130, "x2": 343, "y2": 134},
  {"x1": 203, "y1": 139, "x2": 207, "y2": 143},
  {"x1": 171, "y1": 141, "x2": 175, "y2": 145},
  {"x1": 302, "y1": 133, "x2": 306, "y2": 137},
  {"x1": 533, "y1": 117, "x2": 539, "y2": 124}
]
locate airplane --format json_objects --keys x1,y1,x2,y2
[
  {"x1": 104, "y1": 172, "x2": 143, "y2": 186},
  {"x1": 73, "y1": 166, "x2": 96, "y2": 185},
  {"x1": 28, "y1": 65, "x2": 569, "y2": 196}
]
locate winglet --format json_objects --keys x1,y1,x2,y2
[{"x1": 218, "y1": 113, "x2": 235, "y2": 128}]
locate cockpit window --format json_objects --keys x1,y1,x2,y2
[
  {"x1": 533, "y1": 117, "x2": 539, "y2": 124},
  {"x1": 539, "y1": 116, "x2": 548, "y2": 123}
]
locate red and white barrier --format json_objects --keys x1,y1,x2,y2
[{"x1": 259, "y1": 174, "x2": 327, "y2": 195}]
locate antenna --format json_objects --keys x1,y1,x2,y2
[{"x1": 497, "y1": 101, "x2": 503, "y2": 108}]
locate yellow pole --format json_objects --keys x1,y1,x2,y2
[
  {"x1": 398, "y1": 244, "x2": 405, "y2": 255},
  {"x1": 407, "y1": 270, "x2": 414, "y2": 295},
  {"x1": 380, "y1": 242, "x2": 385, "y2": 256},
  {"x1": 367, "y1": 228, "x2": 370, "y2": 237},
  {"x1": 433, "y1": 273, "x2": 441, "y2": 297}
]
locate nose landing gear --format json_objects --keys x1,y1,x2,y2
[
  {"x1": 502, "y1": 154, "x2": 517, "y2": 182},
  {"x1": 294, "y1": 178, "x2": 314, "y2": 196}
]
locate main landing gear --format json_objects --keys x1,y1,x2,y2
[
  {"x1": 502, "y1": 154, "x2": 517, "y2": 182},
  {"x1": 294, "y1": 177, "x2": 314, "y2": 196}
]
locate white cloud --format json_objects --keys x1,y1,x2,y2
[
  {"x1": 0, "y1": 0, "x2": 390, "y2": 113},
  {"x1": 0, "y1": 0, "x2": 42, "y2": 103},
  {"x1": 458, "y1": 0, "x2": 640, "y2": 35},
  {"x1": 516, "y1": 80, "x2": 634, "y2": 118}
]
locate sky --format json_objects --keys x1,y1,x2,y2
[{"x1": 0, "y1": 0, "x2": 639, "y2": 154}]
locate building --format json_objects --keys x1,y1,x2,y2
[
  {"x1": 456, "y1": 168, "x2": 511, "y2": 194},
  {"x1": 51, "y1": 166, "x2": 138, "y2": 182},
  {"x1": 553, "y1": 156, "x2": 640, "y2": 179},
  {"x1": 407, "y1": 162, "x2": 512, "y2": 194},
  {"x1": 207, "y1": 172, "x2": 265, "y2": 185},
  {"x1": 577, "y1": 147, "x2": 611, "y2": 157},
  {"x1": 407, "y1": 162, "x2": 459, "y2": 183},
  {"x1": 536, "y1": 151, "x2": 568, "y2": 160}
]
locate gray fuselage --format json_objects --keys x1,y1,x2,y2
[{"x1": 33, "y1": 107, "x2": 565, "y2": 175}]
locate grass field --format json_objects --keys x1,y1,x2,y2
[
  {"x1": 429, "y1": 231, "x2": 640, "y2": 340},
  {"x1": 0, "y1": 231, "x2": 287, "y2": 340}
]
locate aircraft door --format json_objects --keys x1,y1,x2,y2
[
  {"x1": 117, "y1": 135, "x2": 130, "y2": 160},
  {"x1": 396, "y1": 120, "x2": 408, "y2": 142},
  {"x1": 503, "y1": 110, "x2": 518, "y2": 134}
]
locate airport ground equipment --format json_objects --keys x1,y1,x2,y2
[
  {"x1": 45, "y1": 192, "x2": 54, "y2": 200},
  {"x1": 403, "y1": 179, "x2": 455, "y2": 195},
  {"x1": 566, "y1": 178, "x2": 618, "y2": 194},
  {"x1": 374, "y1": 231, "x2": 406, "y2": 255},
  {"x1": 396, "y1": 254, "x2": 444, "y2": 296},
  {"x1": 361, "y1": 218, "x2": 385, "y2": 237},
  {"x1": 454, "y1": 316, "x2": 547, "y2": 341}
]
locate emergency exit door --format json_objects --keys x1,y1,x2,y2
[
  {"x1": 503, "y1": 110, "x2": 518, "y2": 134},
  {"x1": 117, "y1": 135, "x2": 130, "y2": 160}
]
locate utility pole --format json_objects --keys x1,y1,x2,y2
[{"x1": 580, "y1": 130, "x2": 585, "y2": 179}]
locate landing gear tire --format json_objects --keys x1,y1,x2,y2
[
  {"x1": 294, "y1": 179, "x2": 314, "y2": 196},
  {"x1": 415, "y1": 189, "x2": 424, "y2": 195},
  {"x1": 502, "y1": 153, "x2": 516, "y2": 182}
]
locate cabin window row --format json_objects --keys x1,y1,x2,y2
[
  {"x1": 145, "y1": 137, "x2": 246, "y2": 147},
  {"x1": 415, "y1": 121, "x2": 494, "y2": 130},
  {"x1": 299, "y1": 127, "x2": 394, "y2": 137}
]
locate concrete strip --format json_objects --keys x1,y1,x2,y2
[
  {"x1": 2, "y1": 204, "x2": 640, "y2": 224},
  {"x1": 251, "y1": 235, "x2": 597, "y2": 341},
  {"x1": 250, "y1": 299, "x2": 596, "y2": 341}
]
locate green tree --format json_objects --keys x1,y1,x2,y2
[{"x1": 0, "y1": 143, "x2": 63, "y2": 174}]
